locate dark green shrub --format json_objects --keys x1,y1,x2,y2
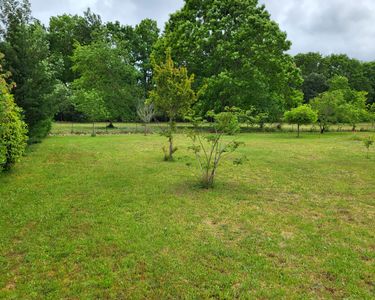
[{"x1": 27, "y1": 119, "x2": 52, "y2": 144}]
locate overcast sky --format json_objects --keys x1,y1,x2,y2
[{"x1": 30, "y1": 0, "x2": 375, "y2": 61}]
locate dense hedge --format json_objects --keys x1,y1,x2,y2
[{"x1": 0, "y1": 77, "x2": 28, "y2": 171}]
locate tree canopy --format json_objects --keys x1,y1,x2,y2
[
  {"x1": 153, "y1": 0, "x2": 302, "y2": 119},
  {"x1": 72, "y1": 40, "x2": 141, "y2": 122}
]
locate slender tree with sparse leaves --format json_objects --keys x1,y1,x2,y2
[{"x1": 187, "y1": 108, "x2": 244, "y2": 188}]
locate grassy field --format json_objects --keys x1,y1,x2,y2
[{"x1": 0, "y1": 132, "x2": 374, "y2": 299}]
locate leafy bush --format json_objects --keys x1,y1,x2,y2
[
  {"x1": 363, "y1": 136, "x2": 374, "y2": 159},
  {"x1": 0, "y1": 75, "x2": 28, "y2": 171},
  {"x1": 187, "y1": 109, "x2": 243, "y2": 188}
]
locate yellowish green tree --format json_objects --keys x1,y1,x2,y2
[{"x1": 149, "y1": 49, "x2": 196, "y2": 161}]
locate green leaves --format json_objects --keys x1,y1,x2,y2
[
  {"x1": 154, "y1": 0, "x2": 302, "y2": 117},
  {"x1": 311, "y1": 75, "x2": 368, "y2": 132},
  {"x1": 148, "y1": 50, "x2": 197, "y2": 160},
  {"x1": 149, "y1": 49, "x2": 197, "y2": 122},
  {"x1": 72, "y1": 40, "x2": 141, "y2": 121},
  {"x1": 72, "y1": 90, "x2": 109, "y2": 122},
  {"x1": 363, "y1": 135, "x2": 374, "y2": 159},
  {"x1": 284, "y1": 105, "x2": 318, "y2": 126},
  {"x1": 187, "y1": 109, "x2": 243, "y2": 188},
  {"x1": 0, "y1": 6, "x2": 61, "y2": 142},
  {"x1": 0, "y1": 62, "x2": 28, "y2": 171},
  {"x1": 284, "y1": 104, "x2": 318, "y2": 137}
]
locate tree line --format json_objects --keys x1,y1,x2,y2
[{"x1": 1, "y1": 0, "x2": 375, "y2": 172}]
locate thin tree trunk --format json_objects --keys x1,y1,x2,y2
[
  {"x1": 92, "y1": 122, "x2": 96, "y2": 137},
  {"x1": 320, "y1": 124, "x2": 325, "y2": 134},
  {"x1": 297, "y1": 124, "x2": 300, "y2": 138},
  {"x1": 168, "y1": 119, "x2": 175, "y2": 160},
  {"x1": 169, "y1": 135, "x2": 173, "y2": 160}
]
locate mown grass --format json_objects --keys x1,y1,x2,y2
[{"x1": 0, "y1": 132, "x2": 374, "y2": 299}]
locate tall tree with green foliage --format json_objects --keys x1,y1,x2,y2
[
  {"x1": 153, "y1": 0, "x2": 302, "y2": 118},
  {"x1": 48, "y1": 10, "x2": 103, "y2": 84},
  {"x1": 0, "y1": 0, "x2": 60, "y2": 142},
  {"x1": 149, "y1": 49, "x2": 196, "y2": 161},
  {"x1": 133, "y1": 19, "x2": 159, "y2": 98},
  {"x1": 72, "y1": 40, "x2": 141, "y2": 122},
  {"x1": 0, "y1": 58, "x2": 27, "y2": 171}
]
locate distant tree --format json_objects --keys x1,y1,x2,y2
[
  {"x1": 363, "y1": 62, "x2": 375, "y2": 105},
  {"x1": 339, "y1": 101, "x2": 367, "y2": 131},
  {"x1": 294, "y1": 52, "x2": 327, "y2": 77},
  {"x1": 149, "y1": 49, "x2": 196, "y2": 161},
  {"x1": 301, "y1": 73, "x2": 328, "y2": 103},
  {"x1": 329, "y1": 76, "x2": 368, "y2": 131},
  {"x1": 72, "y1": 40, "x2": 141, "y2": 122},
  {"x1": 324, "y1": 54, "x2": 372, "y2": 96},
  {"x1": 311, "y1": 75, "x2": 368, "y2": 133},
  {"x1": 0, "y1": 59, "x2": 27, "y2": 171},
  {"x1": 72, "y1": 90, "x2": 108, "y2": 137},
  {"x1": 311, "y1": 91, "x2": 342, "y2": 134},
  {"x1": 187, "y1": 108, "x2": 243, "y2": 188},
  {"x1": 137, "y1": 100, "x2": 155, "y2": 135},
  {"x1": 295, "y1": 53, "x2": 374, "y2": 105},
  {"x1": 51, "y1": 82, "x2": 73, "y2": 121},
  {"x1": 284, "y1": 105, "x2": 317, "y2": 137},
  {"x1": 240, "y1": 106, "x2": 256, "y2": 128},
  {"x1": 368, "y1": 103, "x2": 375, "y2": 129},
  {"x1": 239, "y1": 107, "x2": 271, "y2": 130}
]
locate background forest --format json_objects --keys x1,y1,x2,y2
[{"x1": 0, "y1": 0, "x2": 374, "y2": 145}]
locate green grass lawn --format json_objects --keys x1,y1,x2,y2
[{"x1": 0, "y1": 132, "x2": 374, "y2": 299}]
